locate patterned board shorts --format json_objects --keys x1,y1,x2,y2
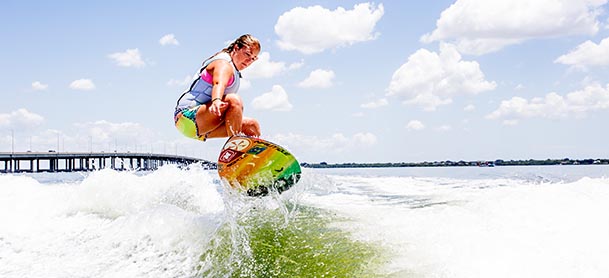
[{"x1": 174, "y1": 106, "x2": 208, "y2": 141}]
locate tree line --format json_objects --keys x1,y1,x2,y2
[{"x1": 301, "y1": 158, "x2": 609, "y2": 168}]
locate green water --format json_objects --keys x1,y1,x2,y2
[{"x1": 198, "y1": 204, "x2": 386, "y2": 278}]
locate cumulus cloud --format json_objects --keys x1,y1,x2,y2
[
  {"x1": 421, "y1": 0, "x2": 606, "y2": 55},
  {"x1": 69, "y1": 79, "x2": 96, "y2": 91},
  {"x1": 298, "y1": 69, "x2": 335, "y2": 88},
  {"x1": 387, "y1": 43, "x2": 496, "y2": 111},
  {"x1": 288, "y1": 60, "x2": 304, "y2": 70},
  {"x1": 486, "y1": 83, "x2": 609, "y2": 122},
  {"x1": 241, "y1": 52, "x2": 300, "y2": 79},
  {"x1": 268, "y1": 132, "x2": 377, "y2": 154},
  {"x1": 239, "y1": 79, "x2": 252, "y2": 90},
  {"x1": 406, "y1": 120, "x2": 425, "y2": 131},
  {"x1": 555, "y1": 36, "x2": 609, "y2": 68},
  {"x1": 0, "y1": 108, "x2": 45, "y2": 129},
  {"x1": 75, "y1": 120, "x2": 156, "y2": 144},
  {"x1": 275, "y1": 3, "x2": 384, "y2": 54},
  {"x1": 252, "y1": 85, "x2": 293, "y2": 111},
  {"x1": 436, "y1": 125, "x2": 452, "y2": 132},
  {"x1": 502, "y1": 120, "x2": 519, "y2": 126},
  {"x1": 31, "y1": 81, "x2": 48, "y2": 91},
  {"x1": 159, "y1": 34, "x2": 179, "y2": 46},
  {"x1": 353, "y1": 132, "x2": 377, "y2": 145},
  {"x1": 8, "y1": 120, "x2": 155, "y2": 152},
  {"x1": 108, "y1": 48, "x2": 146, "y2": 68},
  {"x1": 361, "y1": 98, "x2": 388, "y2": 109},
  {"x1": 167, "y1": 75, "x2": 195, "y2": 87},
  {"x1": 464, "y1": 104, "x2": 476, "y2": 112}
]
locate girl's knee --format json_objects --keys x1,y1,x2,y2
[
  {"x1": 224, "y1": 94, "x2": 243, "y2": 108},
  {"x1": 242, "y1": 118, "x2": 261, "y2": 136}
]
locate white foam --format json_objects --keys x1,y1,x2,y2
[
  {"x1": 303, "y1": 173, "x2": 609, "y2": 277},
  {"x1": 2, "y1": 166, "x2": 609, "y2": 277},
  {"x1": 0, "y1": 165, "x2": 224, "y2": 278}
]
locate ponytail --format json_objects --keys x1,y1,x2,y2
[
  {"x1": 223, "y1": 34, "x2": 260, "y2": 53},
  {"x1": 204, "y1": 34, "x2": 261, "y2": 64}
]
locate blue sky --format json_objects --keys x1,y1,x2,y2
[{"x1": 1, "y1": 0, "x2": 609, "y2": 163}]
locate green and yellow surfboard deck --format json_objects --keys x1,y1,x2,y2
[{"x1": 217, "y1": 135, "x2": 301, "y2": 196}]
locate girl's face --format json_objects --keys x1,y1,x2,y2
[{"x1": 232, "y1": 45, "x2": 259, "y2": 71}]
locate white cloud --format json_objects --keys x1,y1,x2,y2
[
  {"x1": 353, "y1": 132, "x2": 377, "y2": 145},
  {"x1": 421, "y1": 0, "x2": 606, "y2": 55},
  {"x1": 69, "y1": 79, "x2": 96, "y2": 91},
  {"x1": 9, "y1": 120, "x2": 156, "y2": 153},
  {"x1": 75, "y1": 120, "x2": 155, "y2": 144},
  {"x1": 159, "y1": 34, "x2": 179, "y2": 46},
  {"x1": 436, "y1": 125, "x2": 452, "y2": 132},
  {"x1": 464, "y1": 104, "x2": 476, "y2": 112},
  {"x1": 241, "y1": 52, "x2": 293, "y2": 79},
  {"x1": 275, "y1": 3, "x2": 384, "y2": 54},
  {"x1": 252, "y1": 85, "x2": 293, "y2": 111},
  {"x1": 555, "y1": 37, "x2": 609, "y2": 68},
  {"x1": 406, "y1": 120, "x2": 425, "y2": 131},
  {"x1": 167, "y1": 75, "x2": 194, "y2": 87},
  {"x1": 32, "y1": 81, "x2": 48, "y2": 91},
  {"x1": 502, "y1": 120, "x2": 519, "y2": 126},
  {"x1": 240, "y1": 79, "x2": 252, "y2": 90},
  {"x1": 0, "y1": 108, "x2": 45, "y2": 129},
  {"x1": 298, "y1": 69, "x2": 335, "y2": 88},
  {"x1": 486, "y1": 83, "x2": 609, "y2": 121},
  {"x1": 361, "y1": 98, "x2": 388, "y2": 109},
  {"x1": 108, "y1": 48, "x2": 146, "y2": 68},
  {"x1": 288, "y1": 60, "x2": 304, "y2": 70},
  {"x1": 387, "y1": 43, "x2": 496, "y2": 111},
  {"x1": 268, "y1": 132, "x2": 377, "y2": 155}
]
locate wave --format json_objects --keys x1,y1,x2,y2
[
  {"x1": 303, "y1": 170, "x2": 609, "y2": 277},
  {"x1": 2, "y1": 166, "x2": 609, "y2": 277},
  {"x1": 0, "y1": 166, "x2": 385, "y2": 278}
]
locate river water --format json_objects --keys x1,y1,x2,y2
[{"x1": 1, "y1": 165, "x2": 608, "y2": 277}]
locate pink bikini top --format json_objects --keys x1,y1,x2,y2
[{"x1": 200, "y1": 67, "x2": 235, "y2": 87}]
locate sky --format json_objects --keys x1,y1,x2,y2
[{"x1": 1, "y1": 0, "x2": 609, "y2": 164}]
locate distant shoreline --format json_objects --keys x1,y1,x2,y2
[{"x1": 301, "y1": 158, "x2": 609, "y2": 168}]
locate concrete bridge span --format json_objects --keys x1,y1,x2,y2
[{"x1": 0, "y1": 152, "x2": 215, "y2": 173}]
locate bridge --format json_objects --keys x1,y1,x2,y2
[{"x1": 0, "y1": 151, "x2": 216, "y2": 173}]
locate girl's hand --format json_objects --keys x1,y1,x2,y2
[{"x1": 209, "y1": 99, "x2": 226, "y2": 117}]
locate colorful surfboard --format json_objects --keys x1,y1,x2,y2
[{"x1": 217, "y1": 135, "x2": 301, "y2": 196}]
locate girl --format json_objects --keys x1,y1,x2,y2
[{"x1": 174, "y1": 34, "x2": 261, "y2": 141}]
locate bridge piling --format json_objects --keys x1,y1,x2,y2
[{"x1": 0, "y1": 152, "x2": 215, "y2": 173}]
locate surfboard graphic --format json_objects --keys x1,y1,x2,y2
[{"x1": 217, "y1": 135, "x2": 301, "y2": 196}]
